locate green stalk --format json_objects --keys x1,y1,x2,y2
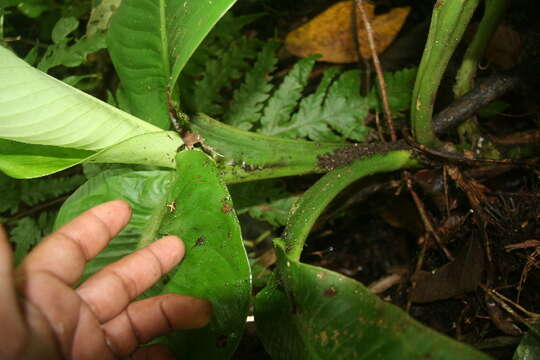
[
  {"x1": 411, "y1": 0, "x2": 480, "y2": 147},
  {"x1": 454, "y1": 0, "x2": 507, "y2": 143},
  {"x1": 283, "y1": 150, "x2": 419, "y2": 261},
  {"x1": 191, "y1": 114, "x2": 345, "y2": 183}
]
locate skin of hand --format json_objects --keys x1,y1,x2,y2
[{"x1": 0, "y1": 200, "x2": 212, "y2": 360}]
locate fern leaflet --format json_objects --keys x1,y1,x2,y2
[
  {"x1": 259, "y1": 56, "x2": 317, "y2": 135},
  {"x1": 223, "y1": 41, "x2": 280, "y2": 130}
]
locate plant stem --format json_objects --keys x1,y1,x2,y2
[
  {"x1": 190, "y1": 114, "x2": 345, "y2": 183},
  {"x1": 411, "y1": 0, "x2": 480, "y2": 147},
  {"x1": 283, "y1": 150, "x2": 419, "y2": 261},
  {"x1": 454, "y1": 0, "x2": 507, "y2": 143}
]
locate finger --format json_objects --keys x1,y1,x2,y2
[
  {"x1": 0, "y1": 224, "x2": 27, "y2": 358},
  {"x1": 77, "y1": 235, "x2": 184, "y2": 322},
  {"x1": 131, "y1": 344, "x2": 175, "y2": 360},
  {"x1": 102, "y1": 294, "x2": 212, "y2": 357},
  {"x1": 17, "y1": 200, "x2": 131, "y2": 285}
]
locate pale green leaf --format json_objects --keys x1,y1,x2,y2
[
  {"x1": 0, "y1": 131, "x2": 181, "y2": 179},
  {"x1": 0, "y1": 46, "x2": 160, "y2": 150},
  {"x1": 51, "y1": 17, "x2": 78, "y2": 44}
]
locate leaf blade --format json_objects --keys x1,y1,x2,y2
[
  {"x1": 107, "y1": 0, "x2": 238, "y2": 127},
  {"x1": 0, "y1": 46, "x2": 160, "y2": 150}
]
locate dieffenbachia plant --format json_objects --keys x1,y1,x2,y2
[{"x1": 0, "y1": 0, "x2": 495, "y2": 358}]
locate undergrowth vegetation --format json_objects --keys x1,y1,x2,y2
[{"x1": 1, "y1": 0, "x2": 539, "y2": 359}]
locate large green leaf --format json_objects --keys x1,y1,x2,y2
[
  {"x1": 55, "y1": 150, "x2": 250, "y2": 359},
  {"x1": 0, "y1": 45, "x2": 185, "y2": 178},
  {"x1": 0, "y1": 45, "x2": 159, "y2": 149},
  {"x1": 55, "y1": 169, "x2": 173, "y2": 277},
  {"x1": 513, "y1": 323, "x2": 540, "y2": 360},
  {"x1": 160, "y1": 150, "x2": 250, "y2": 359},
  {"x1": 0, "y1": 131, "x2": 182, "y2": 178},
  {"x1": 107, "y1": 0, "x2": 238, "y2": 127},
  {"x1": 255, "y1": 241, "x2": 490, "y2": 360}
]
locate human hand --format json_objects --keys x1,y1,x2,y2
[{"x1": 0, "y1": 200, "x2": 212, "y2": 360}]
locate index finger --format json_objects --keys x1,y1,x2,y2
[{"x1": 17, "y1": 200, "x2": 131, "y2": 286}]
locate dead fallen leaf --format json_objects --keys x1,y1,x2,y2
[
  {"x1": 410, "y1": 238, "x2": 484, "y2": 303},
  {"x1": 466, "y1": 23, "x2": 523, "y2": 69},
  {"x1": 285, "y1": 1, "x2": 410, "y2": 63}
]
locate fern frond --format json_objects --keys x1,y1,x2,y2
[
  {"x1": 21, "y1": 175, "x2": 85, "y2": 206},
  {"x1": 223, "y1": 41, "x2": 280, "y2": 130},
  {"x1": 0, "y1": 172, "x2": 20, "y2": 214},
  {"x1": 189, "y1": 37, "x2": 260, "y2": 116},
  {"x1": 184, "y1": 13, "x2": 263, "y2": 76},
  {"x1": 259, "y1": 56, "x2": 318, "y2": 135},
  {"x1": 321, "y1": 70, "x2": 370, "y2": 141},
  {"x1": 10, "y1": 217, "x2": 41, "y2": 265},
  {"x1": 268, "y1": 67, "x2": 341, "y2": 141}
]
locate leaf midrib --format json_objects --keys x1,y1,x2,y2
[{"x1": 159, "y1": 0, "x2": 171, "y2": 85}]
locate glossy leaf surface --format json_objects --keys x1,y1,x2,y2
[
  {"x1": 255, "y1": 241, "x2": 491, "y2": 360},
  {"x1": 107, "y1": 0, "x2": 238, "y2": 127},
  {"x1": 55, "y1": 150, "x2": 250, "y2": 359}
]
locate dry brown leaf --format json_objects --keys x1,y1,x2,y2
[
  {"x1": 285, "y1": 1, "x2": 410, "y2": 63},
  {"x1": 410, "y1": 238, "x2": 484, "y2": 303}
]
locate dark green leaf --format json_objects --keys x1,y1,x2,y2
[
  {"x1": 161, "y1": 150, "x2": 250, "y2": 359},
  {"x1": 107, "y1": 0, "x2": 238, "y2": 128},
  {"x1": 55, "y1": 150, "x2": 251, "y2": 358},
  {"x1": 255, "y1": 241, "x2": 491, "y2": 360},
  {"x1": 513, "y1": 323, "x2": 540, "y2": 360}
]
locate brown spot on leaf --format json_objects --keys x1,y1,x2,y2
[
  {"x1": 324, "y1": 286, "x2": 338, "y2": 297},
  {"x1": 221, "y1": 198, "x2": 234, "y2": 213}
]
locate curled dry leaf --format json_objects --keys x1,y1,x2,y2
[{"x1": 285, "y1": 1, "x2": 410, "y2": 63}]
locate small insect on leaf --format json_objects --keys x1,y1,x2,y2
[{"x1": 166, "y1": 201, "x2": 176, "y2": 213}]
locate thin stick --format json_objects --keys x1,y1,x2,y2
[
  {"x1": 355, "y1": 0, "x2": 397, "y2": 142},
  {"x1": 1, "y1": 195, "x2": 70, "y2": 225},
  {"x1": 405, "y1": 172, "x2": 454, "y2": 261}
]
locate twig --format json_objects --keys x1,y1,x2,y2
[
  {"x1": 1, "y1": 195, "x2": 69, "y2": 225},
  {"x1": 368, "y1": 273, "x2": 402, "y2": 294},
  {"x1": 404, "y1": 133, "x2": 539, "y2": 168},
  {"x1": 355, "y1": 0, "x2": 397, "y2": 142},
  {"x1": 405, "y1": 172, "x2": 454, "y2": 261},
  {"x1": 433, "y1": 73, "x2": 520, "y2": 136},
  {"x1": 374, "y1": 112, "x2": 385, "y2": 142}
]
